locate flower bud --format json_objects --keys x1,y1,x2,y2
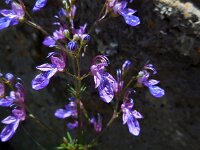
[
  {"x1": 5, "y1": 73, "x2": 14, "y2": 83},
  {"x1": 63, "y1": 29, "x2": 70, "y2": 39},
  {"x1": 67, "y1": 40, "x2": 78, "y2": 51},
  {"x1": 81, "y1": 34, "x2": 90, "y2": 43}
]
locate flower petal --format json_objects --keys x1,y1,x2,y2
[
  {"x1": 12, "y1": 109, "x2": 26, "y2": 121},
  {"x1": 36, "y1": 63, "x2": 56, "y2": 71},
  {"x1": 11, "y1": 2, "x2": 24, "y2": 18},
  {"x1": 148, "y1": 86, "x2": 165, "y2": 98},
  {"x1": 1, "y1": 116, "x2": 16, "y2": 124},
  {"x1": 127, "y1": 115, "x2": 140, "y2": 136},
  {"x1": 50, "y1": 56, "x2": 65, "y2": 71},
  {"x1": 0, "y1": 10, "x2": 15, "y2": 18},
  {"x1": 98, "y1": 83, "x2": 114, "y2": 103},
  {"x1": 67, "y1": 121, "x2": 78, "y2": 130},
  {"x1": 122, "y1": 14, "x2": 140, "y2": 26},
  {"x1": 0, "y1": 98, "x2": 14, "y2": 107},
  {"x1": 132, "y1": 110, "x2": 143, "y2": 119},
  {"x1": 54, "y1": 109, "x2": 73, "y2": 119},
  {"x1": 42, "y1": 36, "x2": 56, "y2": 47},
  {"x1": 32, "y1": 69, "x2": 57, "y2": 90},
  {"x1": 0, "y1": 120, "x2": 20, "y2": 142},
  {"x1": 148, "y1": 79, "x2": 160, "y2": 86},
  {"x1": 119, "y1": 8, "x2": 136, "y2": 16},
  {"x1": 144, "y1": 64, "x2": 157, "y2": 74},
  {"x1": 0, "y1": 17, "x2": 11, "y2": 30},
  {"x1": 33, "y1": 0, "x2": 47, "y2": 12}
]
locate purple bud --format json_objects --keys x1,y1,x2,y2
[
  {"x1": 122, "y1": 60, "x2": 131, "y2": 74},
  {"x1": 67, "y1": 40, "x2": 78, "y2": 51},
  {"x1": 5, "y1": 73, "x2": 14, "y2": 82},
  {"x1": 81, "y1": 34, "x2": 90, "y2": 43}
]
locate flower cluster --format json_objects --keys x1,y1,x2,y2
[
  {"x1": 0, "y1": 0, "x2": 166, "y2": 148},
  {"x1": 90, "y1": 55, "x2": 165, "y2": 135},
  {"x1": 0, "y1": 73, "x2": 26, "y2": 142},
  {"x1": 43, "y1": 6, "x2": 89, "y2": 52}
]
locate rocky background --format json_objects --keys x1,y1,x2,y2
[{"x1": 0, "y1": 0, "x2": 200, "y2": 150}]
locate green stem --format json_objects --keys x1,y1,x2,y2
[{"x1": 24, "y1": 20, "x2": 49, "y2": 36}]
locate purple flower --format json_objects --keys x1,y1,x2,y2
[
  {"x1": 55, "y1": 98, "x2": 78, "y2": 130},
  {"x1": 54, "y1": 101, "x2": 77, "y2": 119},
  {"x1": 90, "y1": 113, "x2": 102, "y2": 132},
  {"x1": 0, "y1": 82, "x2": 26, "y2": 142},
  {"x1": 0, "y1": 91, "x2": 15, "y2": 107},
  {"x1": 121, "y1": 90, "x2": 143, "y2": 136},
  {"x1": 33, "y1": 0, "x2": 47, "y2": 12},
  {"x1": 106, "y1": 0, "x2": 140, "y2": 26},
  {"x1": 0, "y1": 2, "x2": 25, "y2": 30},
  {"x1": 0, "y1": 108, "x2": 26, "y2": 142},
  {"x1": 43, "y1": 28, "x2": 66, "y2": 47},
  {"x1": 91, "y1": 55, "x2": 116, "y2": 103},
  {"x1": 32, "y1": 52, "x2": 65, "y2": 90},
  {"x1": 137, "y1": 64, "x2": 165, "y2": 98},
  {"x1": 73, "y1": 24, "x2": 90, "y2": 42}
]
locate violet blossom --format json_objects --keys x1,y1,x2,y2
[
  {"x1": 0, "y1": 2, "x2": 25, "y2": 30},
  {"x1": 106, "y1": 0, "x2": 140, "y2": 26},
  {"x1": 32, "y1": 52, "x2": 65, "y2": 90},
  {"x1": 0, "y1": 82, "x2": 26, "y2": 142},
  {"x1": 121, "y1": 90, "x2": 143, "y2": 136},
  {"x1": 90, "y1": 113, "x2": 102, "y2": 132},
  {"x1": 33, "y1": 0, "x2": 47, "y2": 12},
  {"x1": 90, "y1": 55, "x2": 116, "y2": 103},
  {"x1": 43, "y1": 27, "x2": 67, "y2": 47},
  {"x1": 137, "y1": 64, "x2": 165, "y2": 98},
  {"x1": 54, "y1": 97, "x2": 78, "y2": 130},
  {"x1": 73, "y1": 24, "x2": 90, "y2": 42}
]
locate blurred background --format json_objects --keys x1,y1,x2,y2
[{"x1": 0, "y1": 0, "x2": 200, "y2": 149}]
